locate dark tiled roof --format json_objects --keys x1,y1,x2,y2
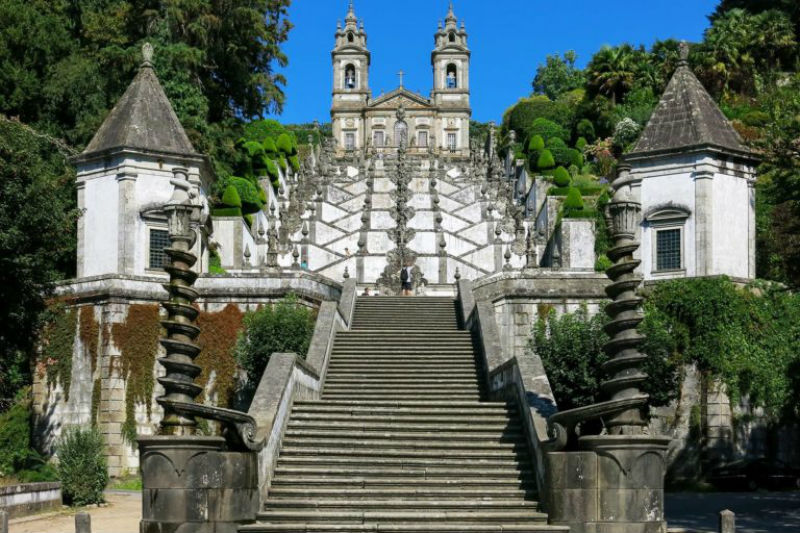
[
  {"x1": 629, "y1": 62, "x2": 750, "y2": 158},
  {"x1": 81, "y1": 62, "x2": 198, "y2": 158}
]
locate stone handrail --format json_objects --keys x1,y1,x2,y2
[
  {"x1": 456, "y1": 279, "x2": 558, "y2": 499},
  {"x1": 246, "y1": 279, "x2": 357, "y2": 499}
]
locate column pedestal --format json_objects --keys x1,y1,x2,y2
[{"x1": 139, "y1": 436, "x2": 258, "y2": 533}]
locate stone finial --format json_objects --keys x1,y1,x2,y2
[
  {"x1": 343, "y1": 266, "x2": 350, "y2": 279},
  {"x1": 454, "y1": 267, "x2": 461, "y2": 281},
  {"x1": 244, "y1": 244, "x2": 251, "y2": 260},
  {"x1": 142, "y1": 42, "x2": 154, "y2": 67},
  {"x1": 679, "y1": 41, "x2": 690, "y2": 64}
]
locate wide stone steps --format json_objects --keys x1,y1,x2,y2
[
  {"x1": 253, "y1": 510, "x2": 548, "y2": 524},
  {"x1": 246, "y1": 297, "x2": 545, "y2": 533},
  {"x1": 242, "y1": 524, "x2": 567, "y2": 533}
]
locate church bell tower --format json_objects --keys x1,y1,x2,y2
[
  {"x1": 431, "y1": 2, "x2": 471, "y2": 154},
  {"x1": 331, "y1": 1, "x2": 370, "y2": 152}
]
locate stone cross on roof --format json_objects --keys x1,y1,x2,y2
[
  {"x1": 142, "y1": 42, "x2": 154, "y2": 66},
  {"x1": 397, "y1": 70, "x2": 405, "y2": 87}
]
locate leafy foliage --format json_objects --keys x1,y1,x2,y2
[
  {"x1": 235, "y1": 295, "x2": 316, "y2": 402},
  {"x1": 530, "y1": 305, "x2": 679, "y2": 412},
  {"x1": 532, "y1": 51, "x2": 586, "y2": 100},
  {"x1": 57, "y1": 426, "x2": 108, "y2": 506},
  {"x1": 195, "y1": 305, "x2": 244, "y2": 408},
  {"x1": 0, "y1": 118, "x2": 78, "y2": 402},
  {"x1": 563, "y1": 187, "x2": 584, "y2": 211},
  {"x1": 0, "y1": 389, "x2": 57, "y2": 481},
  {"x1": 553, "y1": 166, "x2": 571, "y2": 187}
]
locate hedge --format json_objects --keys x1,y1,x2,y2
[
  {"x1": 525, "y1": 117, "x2": 568, "y2": 144},
  {"x1": 265, "y1": 158, "x2": 279, "y2": 179},
  {"x1": 211, "y1": 207, "x2": 243, "y2": 217},
  {"x1": 230, "y1": 177, "x2": 263, "y2": 215},
  {"x1": 289, "y1": 154, "x2": 300, "y2": 172},
  {"x1": 262, "y1": 137, "x2": 278, "y2": 155}
]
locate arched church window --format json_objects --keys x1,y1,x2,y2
[
  {"x1": 344, "y1": 64, "x2": 356, "y2": 89},
  {"x1": 394, "y1": 120, "x2": 408, "y2": 148},
  {"x1": 446, "y1": 64, "x2": 457, "y2": 89},
  {"x1": 449, "y1": 32, "x2": 456, "y2": 43},
  {"x1": 347, "y1": 32, "x2": 355, "y2": 43}
]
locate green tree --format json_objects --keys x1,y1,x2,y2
[
  {"x1": 713, "y1": 0, "x2": 800, "y2": 44},
  {"x1": 0, "y1": 118, "x2": 78, "y2": 401},
  {"x1": 235, "y1": 296, "x2": 316, "y2": 401},
  {"x1": 585, "y1": 44, "x2": 640, "y2": 106},
  {"x1": 532, "y1": 51, "x2": 586, "y2": 100}
]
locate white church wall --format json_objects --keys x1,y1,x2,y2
[{"x1": 81, "y1": 174, "x2": 120, "y2": 277}]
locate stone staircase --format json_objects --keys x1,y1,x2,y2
[{"x1": 242, "y1": 297, "x2": 563, "y2": 532}]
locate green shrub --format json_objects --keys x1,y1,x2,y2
[
  {"x1": 741, "y1": 110, "x2": 770, "y2": 127},
  {"x1": 567, "y1": 148, "x2": 584, "y2": 168},
  {"x1": 230, "y1": 177, "x2": 263, "y2": 215},
  {"x1": 241, "y1": 141, "x2": 264, "y2": 158},
  {"x1": 276, "y1": 133, "x2": 293, "y2": 154},
  {"x1": 546, "y1": 137, "x2": 571, "y2": 167},
  {"x1": 563, "y1": 187, "x2": 584, "y2": 211},
  {"x1": 537, "y1": 149, "x2": 556, "y2": 170},
  {"x1": 265, "y1": 158, "x2": 279, "y2": 179},
  {"x1": 530, "y1": 306, "x2": 678, "y2": 412},
  {"x1": 221, "y1": 184, "x2": 242, "y2": 208},
  {"x1": 262, "y1": 137, "x2": 278, "y2": 155},
  {"x1": 576, "y1": 137, "x2": 588, "y2": 150},
  {"x1": 278, "y1": 155, "x2": 287, "y2": 171},
  {"x1": 57, "y1": 426, "x2": 108, "y2": 506},
  {"x1": 553, "y1": 166, "x2": 571, "y2": 187},
  {"x1": 209, "y1": 249, "x2": 226, "y2": 275},
  {"x1": 595, "y1": 254, "x2": 613, "y2": 272},
  {"x1": 212, "y1": 207, "x2": 243, "y2": 217},
  {"x1": 527, "y1": 135, "x2": 545, "y2": 152},
  {"x1": 235, "y1": 295, "x2": 317, "y2": 402},
  {"x1": 577, "y1": 119, "x2": 595, "y2": 141},
  {"x1": 526, "y1": 118, "x2": 567, "y2": 144},
  {"x1": 289, "y1": 155, "x2": 300, "y2": 172},
  {"x1": 0, "y1": 395, "x2": 32, "y2": 477}
]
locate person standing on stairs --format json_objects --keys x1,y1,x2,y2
[{"x1": 400, "y1": 264, "x2": 413, "y2": 296}]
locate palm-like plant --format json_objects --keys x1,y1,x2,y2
[{"x1": 586, "y1": 44, "x2": 638, "y2": 106}]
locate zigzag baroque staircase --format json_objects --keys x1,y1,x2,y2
[{"x1": 242, "y1": 297, "x2": 565, "y2": 532}]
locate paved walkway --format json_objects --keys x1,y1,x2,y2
[
  {"x1": 666, "y1": 491, "x2": 800, "y2": 533},
  {"x1": 10, "y1": 490, "x2": 799, "y2": 532},
  {"x1": 9, "y1": 492, "x2": 140, "y2": 533}
]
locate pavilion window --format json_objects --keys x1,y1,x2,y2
[
  {"x1": 148, "y1": 228, "x2": 170, "y2": 270},
  {"x1": 418, "y1": 131, "x2": 428, "y2": 148},
  {"x1": 373, "y1": 131, "x2": 384, "y2": 147},
  {"x1": 447, "y1": 133, "x2": 457, "y2": 152},
  {"x1": 656, "y1": 228, "x2": 682, "y2": 271},
  {"x1": 345, "y1": 133, "x2": 355, "y2": 151}
]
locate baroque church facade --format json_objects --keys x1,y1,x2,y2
[
  {"x1": 33, "y1": 2, "x2": 758, "y2": 476},
  {"x1": 330, "y1": 2, "x2": 471, "y2": 157}
]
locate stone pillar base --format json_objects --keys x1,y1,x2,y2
[
  {"x1": 139, "y1": 436, "x2": 258, "y2": 533},
  {"x1": 547, "y1": 435, "x2": 671, "y2": 533}
]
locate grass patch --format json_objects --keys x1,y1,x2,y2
[{"x1": 110, "y1": 475, "x2": 142, "y2": 491}]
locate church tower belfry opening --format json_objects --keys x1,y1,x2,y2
[{"x1": 330, "y1": 1, "x2": 471, "y2": 158}]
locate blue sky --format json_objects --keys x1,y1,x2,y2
[{"x1": 269, "y1": 0, "x2": 719, "y2": 124}]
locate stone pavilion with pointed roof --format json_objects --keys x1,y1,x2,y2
[
  {"x1": 330, "y1": 1, "x2": 471, "y2": 157},
  {"x1": 626, "y1": 43, "x2": 759, "y2": 281},
  {"x1": 74, "y1": 44, "x2": 212, "y2": 279}
]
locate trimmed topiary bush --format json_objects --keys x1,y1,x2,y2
[
  {"x1": 262, "y1": 137, "x2": 278, "y2": 156},
  {"x1": 576, "y1": 137, "x2": 588, "y2": 151},
  {"x1": 265, "y1": 158, "x2": 279, "y2": 179},
  {"x1": 276, "y1": 133, "x2": 293, "y2": 155},
  {"x1": 57, "y1": 426, "x2": 108, "y2": 506},
  {"x1": 221, "y1": 184, "x2": 242, "y2": 208},
  {"x1": 230, "y1": 177, "x2": 263, "y2": 215},
  {"x1": 537, "y1": 149, "x2": 556, "y2": 170},
  {"x1": 278, "y1": 155, "x2": 288, "y2": 171},
  {"x1": 527, "y1": 135, "x2": 545, "y2": 152},
  {"x1": 289, "y1": 155, "x2": 300, "y2": 172},
  {"x1": 553, "y1": 166, "x2": 571, "y2": 187},
  {"x1": 563, "y1": 186, "x2": 584, "y2": 212}
]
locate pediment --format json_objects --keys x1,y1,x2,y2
[{"x1": 368, "y1": 89, "x2": 432, "y2": 110}]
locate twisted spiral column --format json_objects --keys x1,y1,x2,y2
[
  {"x1": 157, "y1": 168, "x2": 203, "y2": 436},
  {"x1": 601, "y1": 163, "x2": 648, "y2": 434}
]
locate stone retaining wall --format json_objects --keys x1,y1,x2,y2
[{"x1": 0, "y1": 483, "x2": 61, "y2": 518}]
